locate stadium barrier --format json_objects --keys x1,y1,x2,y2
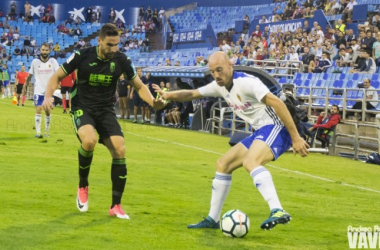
[{"x1": 246, "y1": 59, "x2": 303, "y2": 79}]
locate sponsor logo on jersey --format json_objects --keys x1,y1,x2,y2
[
  {"x1": 110, "y1": 62, "x2": 115, "y2": 73},
  {"x1": 89, "y1": 73, "x2": 113, "y2": 86},
  {"x1": 237, "y1": 94, "x2": 242, "y2": 102},
  {"x1": 89, "y1": 62, "x2": 97, "y2": 66}
]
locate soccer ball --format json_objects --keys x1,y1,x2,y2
[{"x1": 221, "y1": 209, "x2": 250, "y2": 238}]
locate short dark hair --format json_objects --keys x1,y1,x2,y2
[
  {"x1": 99, "y1": 23, "x2": 119, "y2": 39},
  {"x1": 332, "y1": 104, "x2": 340, "y2": 111},
  {"x1": 41, "y1": 42, "x2": 50, "y2": 49}
]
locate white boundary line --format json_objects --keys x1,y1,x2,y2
[
  {"x1": 2, "y1": 101, "x2": 379, "y2": 195},
  {"x1": 126, "y1": 131, "x2": 380, "y2": 195}
]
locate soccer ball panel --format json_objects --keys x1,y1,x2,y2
[{"x1": 221, "y1": 210, "x2": 250, "y2": 238}]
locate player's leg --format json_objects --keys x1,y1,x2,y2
[
  {"x1": 34, "y1": 94, "x2": 43, "y2": 137},
  {"x1": 0, "y1": 81, "x2": 4, "y2": 98},
  {"x1": 165, "y1": 112, "x2": 174, "y2": 126},
  {"x1": 125, "y1": 97, "x2": 130, "y2": 119},
  {"x1": 43, "y1": 98, "x2": 52, "y2": 137},
  {"x1": 5, "y1": 81, "x2": 11, "y2": 98},
  {"x1": 242, "y1": 125, "x2": 292, "y2": 230},
  {"x1": 98, "y1": 112, "x2": 129, "y2": 219},
  {"x1": 118, "y1": 96, "x2": 125, "y2": 119},
  {"x1": 71, "y1": 110, "x2": 97, "y2": 212},
  {"x1": 132, "y1": 94, "x2": 139, "y2": 123},
  {"x1": 140, "y1": 102, "x2": 145, "y2": 124},
  {"x1": 188, "y1": 143, "x2": 248, "y2": 229},
  {"x1": 62, "y1": 87, "x2": 67, "y2": 113},
  {"x1": 16, "y1": 84, "x2": 23, "y2": 105},
  {"x1": 21, "y1": 83, "x2": 28, "y2": 106},
  {"x1": 145, "y1": 105, "x2": 150, "y2": 123}
]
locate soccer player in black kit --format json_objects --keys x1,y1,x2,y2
[{"x1": 42, "y1": 24, "x2": 165, "y2": 219}]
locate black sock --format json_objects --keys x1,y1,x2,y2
[
  {"x1": 78, "y1": 146, "x2": 93, "y2": 188},
  {"x1": 111, "y1": 158, "x2": 127, "y2": 207}
]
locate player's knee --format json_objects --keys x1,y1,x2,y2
[
  {"x1": 216, "y1": 158, "x2": 230, "y2": 173},
  {"x1": 81, "y1": 137, "x2": 97, "y2": 151},
  {"x1": 112, "y1": 144, "x2": 125, "y2": 158}
]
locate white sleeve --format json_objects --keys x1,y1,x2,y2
[
  {"x1": 198, "y1": 81, "x2": 222, "y2": 97},
  {"x1": 52, "y1": 59, "x2": 59, "y2": 72},
  {"x1": 247, "y1": 78, "x2": 270, "y2": 102},
  {"x1": 29, "y1": 60, "x2": 35, "y2": 75}
]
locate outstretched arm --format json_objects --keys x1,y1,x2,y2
[
  {"x1": 130, "y1": 77, "x2": 165, "y2": 110},
  {"x1": 152, "y1": 84, "x2": 202, "y2": 102},
  {"x1": 42, "y1": 68, "x2": 67, "y2": 112}
]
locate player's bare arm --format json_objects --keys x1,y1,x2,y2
[
  {"x1": 42, "y1": 68, "x2": 67, "y2": 112},
  {"x1": 130, "y1": 76, "x2": 165, "y2": 110},
  {"x1": 25, "y1": 73, "x2": 33, "y2": 85},
  {"x1": 152, "y1": 84, "x2": 202, "y2": 101},
  {"x1": 262, "y1": 92, "x2": 309, "y2": 157}
]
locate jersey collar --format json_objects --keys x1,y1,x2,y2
[{"x1": 96, "y1": 46, "x2": 110, "y2": 62}]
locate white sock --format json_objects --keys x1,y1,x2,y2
[
  {"x1": 208, "y1": 172, "x2": 232, "y2": 222},
  {"x1": 250, "y1": 166, "x2": 282, "y2": 211},
  {"x1": 45, "y1": 115, "x2": 51, "y2": 132},
  {"x1": 6, "y1": 87, "x2": 11, "y2": 96},
  {"x1": 35, "y1": 114, "x2": 41, "y2": 134}
]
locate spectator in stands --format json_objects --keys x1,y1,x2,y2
[
  {"x1": 345, "y1": 46, "x2": 358, "y2": 66},
  {"x1": 348, "y1": 78, "x2": 379, "y2": 119},
  {"x1": 140, "y1": 43, "x2": 149, "y2": 52},
  {"x1": 251, "y1": 25, "x2": 262, "y2": 39},
  {"x1": 344, "y1": 29, "x2": 356, "y2": 45},
  {"x1": 301, "y1": 47, "x2": 315, "y2": 72},
  {"x1": 165, "y1": 58, "x2": 172, "y2": 66},
  {"x1": 39, "y1": 4, "x2": 45, "y2": 17},
  {"x1": 221, "y1": 40, "x2": 230, "y2": 54},
  {"x1": 335, "y1": 30, "x2": 347, "y2": 53},
  {"x1": 350, "y1": 38, "x2": 359, "y2": 51},
  {"x1": 75, "y1": 27, "x2": 83, "y2": 36},
  {"x1": 300, "y1": 105, "x2": 341, "y2": 147},
  {"x1": 13, "y1": 46, "x2": 21, "y2": 56},
  {"x1": 373, "y1": 34, "x2": 380, "y2": 66},
  {"x1": 293, "y1": 8, "x2": 304, "y2": 19},
  {"x1": 362, "y1": 30, "x2": 376, "y2": 55},
  {"x1": 53, "y1": 42, "x2": 60, "y2": 57},
  {"x1": 349, "y1": 49, "x2": 376, "y2": 74},
  {"x1": 175, "y1": 61, "x2": 180, "y2": 66},
  {"x1": 30, "y1": 37, "x2": 36, "y2": 47},
  {"x1": 342, "y1": 0, "x2": 357, "y2": 23},
  {"x1": 322, "y1": 41, "x2": 335, "y2": 57},
  {"x1": 24, "y1": 1, "x2": 31, "y2": 17},
  {"x1": 313, "y1": 52, "x2": 332, "y2": 73},
  {"x1": 335, "y1": 19, "x2": 346, "y2": 34},
  {"x1": 315, "y1": 43, "x2": 323, "y2": 58},
  {"x1": 109, "y1": 7, "x2": 116, "y2": 23},
  {"x1": 95, "y1": 8, "x2": 101, "y2": 23},
  {"x1": 336, "y1": 48, "x2": 350, "y2": 67},
  {"x1": 86, "y1": 6, "x2": 92, "y2": 23},
  {"x1": 303, "y1": 0, "x2": 314, "y2": 8},
  {"x1": 303, "y1": 20, "x2": 311, "y2": 34},
  {"x1": 329, "y1": 0, "x2": 340, "y2": 15},
  {"x1": 10, "y1": 2, "x2": 17, "y2": 20},
  {"x1": 309, "y1": 41, "x2": 318, "y2": 56},
  {"x1": 259, "y1": 15, "x2": 269, "y2": 24},
  {"x1": 372, "y1": 14, "x2": 380, "y2": 30}
]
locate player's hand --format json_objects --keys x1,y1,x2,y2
[
  {"x1": 320, "y1": 111, "x2": 325, "y2": 117},
  {"x1": 42, "y1": 97, "x2": 54, "y2": 112},
  {"x1": 152, "y1": 98, "x2": 166, "y2": 110},
  {"x1": 292, "y1": 136, "x2": 309, "y2": 157},
  {"x1": 307, "y1": 127, "x2": 314, "y2": 132},
  {"x1": 152, "y1": 84, "x2": 167, "y2": 99}
]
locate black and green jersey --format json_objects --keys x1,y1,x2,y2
[{"x1": 61, "y1": 46, "x2": 137, "y2": 111}]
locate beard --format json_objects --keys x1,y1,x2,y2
[{"x1": 40, "y1": 53, "x2": 49, "y2": 60}]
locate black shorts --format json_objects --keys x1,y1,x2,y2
[
  {"x1": 133, "y1": 94, "x2": 146, "y2": 107},
  {"x1": 70, "y1": 108, "x2": 123, "y2": 144},
  {"x1": 61, "y1": 86, "x2": 72, "y2": 94},
  {"x1": 16, "y1": 84, "x2": 24, "y2": 94}
]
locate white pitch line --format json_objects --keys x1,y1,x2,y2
[{"x1": 125, "y1": 131, "x2": 380, "y2": 195}]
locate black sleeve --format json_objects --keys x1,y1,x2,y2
[
  {"x1": 61, "y1": 51, "x2": 81, "y2": 75},
  {"x1": 120, "y1": 54, "x2": 137, "y2": 81}
]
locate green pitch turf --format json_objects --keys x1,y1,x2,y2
[{"x1": 0, "y1": 99, "x2": 379, "y2": 250}]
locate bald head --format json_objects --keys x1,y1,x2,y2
[
  {"x1": 208, "y1": 52, "x2": 233, "y2": 88},
  {"x1": 209, "y1": 51, "x2": 230, "y2": 65}
]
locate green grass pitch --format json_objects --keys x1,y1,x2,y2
[{"x1": 0, "y1": 98, "x2": 379, "y2": 250}]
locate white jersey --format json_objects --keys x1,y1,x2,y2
[
  {"x1": 198, "y1": 71, "x2": 282, "y2": 130},
  {"x1": 29, "y1": 57, "x2": 59, "y2": 95}
]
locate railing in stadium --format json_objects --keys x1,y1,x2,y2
[{"x1": 246, "y1": 59, "x2": 303, "y2": 79}]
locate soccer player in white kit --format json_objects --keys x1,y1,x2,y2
[
  {"x1": 26, "y1": 43, "x2": 59, "y2": 138},
  {"x1": 153, "y1": 52, "x2": 309, "y2": 230}
]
